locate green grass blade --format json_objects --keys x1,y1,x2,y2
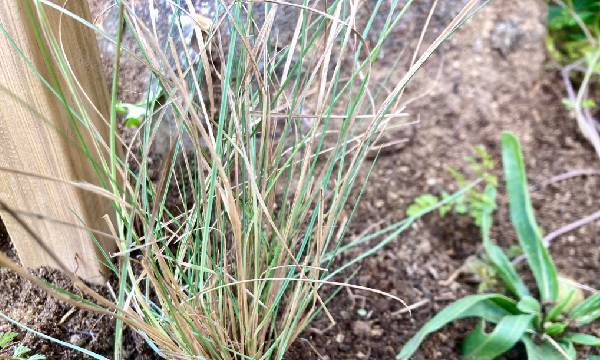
[
  {"x1": 462, "y1": 314, "x2": 534, "y2": 360},
  {"x1": 396, "y1": 294, "x2": 519, "y2": 360},
  {"x1": 501, "y1": 132, "x2": 558, "y2": 303},
  {"x1": 480, "y1": 184, "x2": 530, "y2": 299}
]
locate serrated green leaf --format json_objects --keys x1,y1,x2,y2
[
  {"x1": 563, "y1": 332, "x2": 600, "y2": 346},
  {"x1": 448, "y1": 166, "x2": 467, "y2": 187},
  {"x1": 13, "y1": 345, "x2": 31, "y2": 357},
  {"x1": 480, "y1": 185, "x2": 530, "y2": 299},
  {"x1": 0, "y1": 331, "x2": 18, "y2": 348},
  {"x1": 396, "y1": 294, "x2": 519, "y2": 359},
  {"x1": 407, "y1": 194, "x2": 439, "y2": 217},
  {"x1": 474, "y1": 145, "x2": 495, "y2": 170},
  {"x1": 455, "y1": 202, "x2": 467, "y2": 214},
  {"x1": 501, "y1": 132, "x2": 558, "y2": 303},
  {"x1": 462, "y1": 315, "x2": 533, "y2": 359}
]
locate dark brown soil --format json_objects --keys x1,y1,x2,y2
[
  {"x1": 1, "y1": 0, "x2": 599, "y2": 359},
  {"x1": 0, "y1": 232, "x2": 156, "y2": 359}
]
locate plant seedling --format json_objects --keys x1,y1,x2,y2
[
  {"x1": 407, "y1": 145, "x2": 497, "y2": 226},
  {"x1": 398, "y1": 132, "x2": 600, "y2": 360},
  {"x1": 0, "y1": 332, "x2": 45, "y2": 360}
]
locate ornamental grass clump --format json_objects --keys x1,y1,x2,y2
[{"x1": 0, "y1": 0, "x2": 486, "y2": 358}]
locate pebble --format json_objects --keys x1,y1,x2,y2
[{"x1": 351, "y1": 320, "x2": 372, "y2": 337}]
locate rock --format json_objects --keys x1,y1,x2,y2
[
  {"x1": 351, "y1": 320, "x2": 372, "y2": 337},
  {"x1": 491, "y1": 20, "x2": 524, "y2": 57}
]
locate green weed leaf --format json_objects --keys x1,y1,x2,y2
[
  {"x1": 569, "y1": 292, "x2": 600, "y2": 325},
  {"x1": 563, "y1": 333, "x2": 600, "y2": 346},
  {"x1": 115, "y1": 102, "x2": 146, "y2": 127},
  {"x1": 0, "y1": 331, "x2": 18, "y2": 348},
  {"x1": 547, "y1": 289, "x2": 577, "y2": 322},
  {"x1": 517, "y1": 296, "x2": 541, "y2": 315},
  {"x1": 461, "y1": 315, "x2": 534, "y2": 359},
  {"x1": 501, "y1": 132, "x2": 558, "y2": 303},
  {"x1": 522, "y1": 335, "x2": 576, "y2": 360},
  {"x1": 480, "y1": 185, "x2": 530, "y2": 299},
  {"x1": 396, "y1": 294, "x2": 519, "y2": 359},
  {"x1": 543, "y1": 322, "x2": 568, "y2": 337},
  {"x1": 28, "y1": 356, "x2": 47, "y2": 360},
  {"x1": 523, "y1": 336, "x2": 576, "y2": 360},
  {"x1": 407, "y1": 194, "x2": 439, "y2": 217},
  {"x1": 13, "y1": 345, "x2": 31, "y2": 357},
  {"x1": 573, "y1": 308, "x2": 600, "y2": 327}
]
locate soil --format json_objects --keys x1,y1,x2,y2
[
  {"x1": 1, "y1": 0, "x2": 599, "y2": 359},
  {"x1": 0, "y1": 228, "x2": 156, "y2": 359}
]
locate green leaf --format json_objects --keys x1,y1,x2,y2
[
  {"x1": 541, "y1": 282, "x2": 581, "y2": 322},
  {"x1": 0, "y1": 331, "x2": 18, "y2": 348},
  {"x1": 396, "y1": 294, "x2": 519, "y2": 359},
  {"x1": 28, "y1": 355, "x2": 46, "y2": 360},
  {"x1": 563, "y1": 332, "x2": 600, "y2": 346},
  {"x1": 474, "y1": 145, "x2": 495, "y2": 170},
  {"x1": 569, "y1": 292, "x2": 600, "y2": 324},
  {"x1": 448, "y1": 166, "x2": 467, "y2": 187},
  {"x1": 522, "y1": 335, "x2": 576, "y2": 360},
  {"x1": 543, "y1": 322, "x2": 568, "y2": 337},
  {"x1": 439, "y1": 192, "x2": 453, "y2": 216},
  {"x1": 115, "y1": 102, "x2": 147, "y2": 128},
  {"x1": 13, "y1": 345, "x2": 31, "y2": 357},
  {"x1": 407, "y1": 194, "x2": 439, "y2": 217},
  {"x1": 518, "y1": 296, "x2": 541, "y2": 315},
  {"x1": 547, "y1": 294, "x2": 572, "y2": 322},
  {"x1": 501, "y1": 132, "x2": 558, "y2": 303},
  {"x1": 455, "y1": 202, "x2": 467, "y2": 214},
  {"x1": 480, "y1": 185, "x2": 530, "y2": 299},
  {"x1": 462, "y1": 315, "x2": 534, "y2": 359},
  {"x1": 573, "y1": 308, "x2": 600, "y2": 327}
]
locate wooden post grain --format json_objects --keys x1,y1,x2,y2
[{"x1": 0, "y1": 0, "x2": 115, "y2": 283}]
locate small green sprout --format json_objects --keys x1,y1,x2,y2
[
  {"x1": 407, "y1": 145, "x2": 497, "y2": 226},
  {"x1": 398, "y1": 132, "x2": 600, "y2": 359},
  {"x1": 115, "y1": 102, "x2": 147, "y2": 127},
  {"x1": 116, "y1": 83, "x2": 165, "y2": 128},
  {"x1": 0, "y1": 332, "x2": 45, "y2": 360}
]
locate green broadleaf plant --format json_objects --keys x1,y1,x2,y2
[{"x1": 398, "y1": 132, "x2": 600, "y2": 359}]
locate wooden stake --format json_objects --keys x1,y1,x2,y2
[{"x1": 0, "y1": 0, "x2": 115, "y2": 283}]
